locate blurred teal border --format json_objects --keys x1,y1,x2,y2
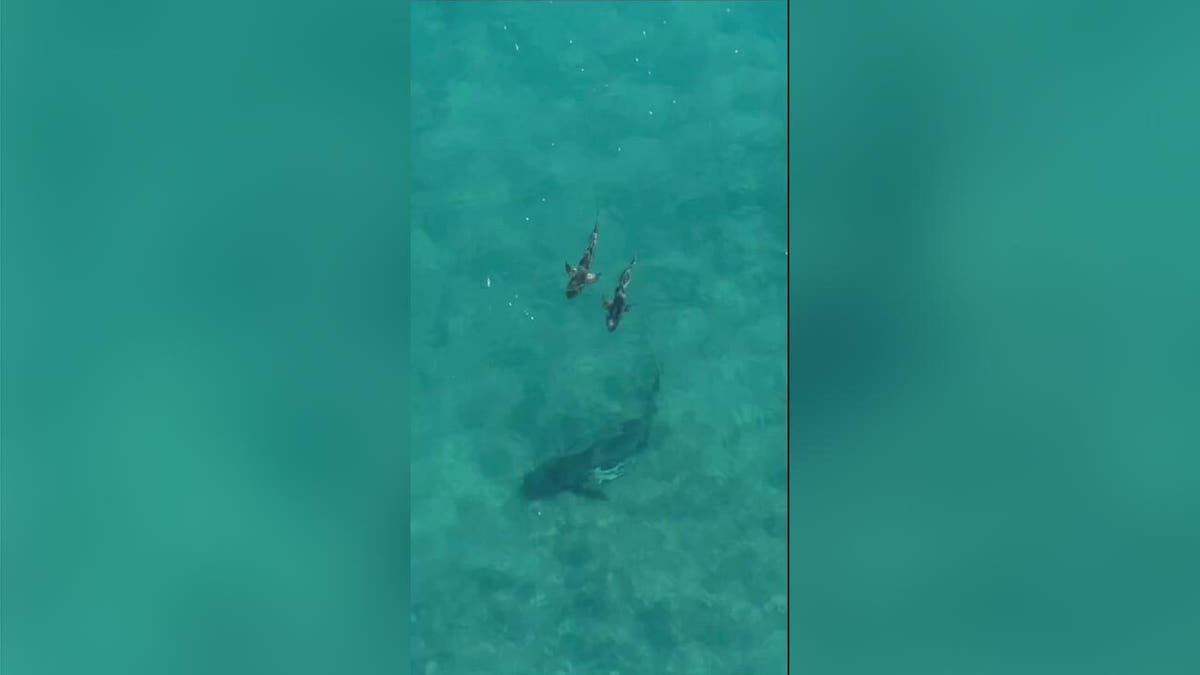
[
  {"x1": 789, "y1": 3, "x2": 1200, "y2": 674},
  {"x1": 2, "y1": 2, "x2": 411, "y2": 673}
]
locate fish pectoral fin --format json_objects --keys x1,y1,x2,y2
[
  {"x1": 602, "y1": 296, "x2": 611, "y2": 310},
  {"x1": 565, "y1": 262, "x2": 575, "y2": 276},
  {"x1": 572, "y1": 485, "x2": 608, "y2": 500}
]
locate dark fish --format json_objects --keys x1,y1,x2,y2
[
  {"x1": 602, "y1": 256, "x2": 636, "y2": 332},
  {"x1": 521, "y1": 361, "x2": 661, "y2": 501},
  {"x1": 565, "y1": 218, "x2": 600, "y2": 299}
]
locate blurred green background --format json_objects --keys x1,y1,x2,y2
[
  {"x1": 2, "y1": 2, "x2": 409, "y2": 674},
  {"x1": 791, "y1": 2, "x2": 1199, "y2": 673}
]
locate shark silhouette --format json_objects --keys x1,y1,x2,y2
[{"x1": 520, "y1": 361, "x2": 661, "y2": 501}]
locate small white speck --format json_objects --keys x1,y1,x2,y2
[
  {"x1": 648, "y1": 109, "x2": 654, "y2": 116},
  {"x1": 568, "y1": 39, "x2": 573, "y2": 45},
  {"x1": 672, "y1": 98, "x2": 677, "y2": 104},
  {"x1": 551, "y1": 141, "x2": 556, "y2": 146},
  {"x1": 541, "y1": 196, "x2": 546, "y2": 202},
  {"x1": 662, "y1": 20, "x2": 667, "y2": 25},
  {"x1": 617, "y1": 146, "x2": 622, "y2": 152},
  {"x1": 634, "y1": 57, "x2": 639, "y2": 63},
  {"x1": 485, "y1": 276, "x2": 492, "y2": 288},
  {"x1": 515, "y1": 43, "x2": 520, "y2": 52},
  {"x1": 725, "y1": 7, "x2": 731, "y2": 13},
  {"x1": 647, "y1": 70, "x2": 652, "y2": 76},
  {"x1": 604, "y1": 83, "x2": 609, "y2": 88},
  {"x1": 580, "y1": 67, "x2": 585, "y2": 72},
  {"x1": 507, "y1": 301, "x2": 513, "y2": 307},
  {"x1": 524, "y1": 216, "x2": 530, "y2": 222},
  {"x1": 503, "y1": 23, "x2": 508, "y2": 30},
  {"x1": 734, "y1": 48, "x2": 740, "y2": 54},
  {"x1": 641, "y1": 30, "x2": 646, "y2": 36}
]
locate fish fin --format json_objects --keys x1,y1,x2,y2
[
  {"x1": 602, "y1": 296, "x2": 611, "y2": 310},
  {"x1": 565, "y1": 262, "x2": 575, "y2": 276},
  {"x1": 573, "y1": 485, "x2": 608, "y2": 500}
]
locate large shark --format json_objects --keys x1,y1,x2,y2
[{"x1": 520, "y1": 361, "x2": 661, "y2": 501}]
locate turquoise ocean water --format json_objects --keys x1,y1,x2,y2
[{"x1": 411, "y1": 2, "x2": 787, "y2": 673}]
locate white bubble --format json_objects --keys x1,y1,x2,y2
[
  {"x1": 524, "y1": 216, "x2": 530, "y2": 221},
  {"x1": 641, "y1": 30, "x2": 646, "y2": 36},
  {"x1": 515, "y1": 43, "x2": 520, "y2": 52},
  {"x1": 648, "y1": 110, "x2": 654, "y2": 115}
]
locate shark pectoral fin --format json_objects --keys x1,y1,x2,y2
[
  {"x1": 624, "y1": 303, "x2": 633, "y2": 313},
  {"x1": 565, "y1": 262, "x2": 575, "y2": 276},
  {"x1": 572, "y1": 485, "x2": 608, "y2": 500},
  {"x1": 602, "y1": 296, "x2": 611, "y2": 310}
]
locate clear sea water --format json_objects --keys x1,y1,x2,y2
[{"x1": 410, "y1": 2, "x2": 787, "y2": 672}]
